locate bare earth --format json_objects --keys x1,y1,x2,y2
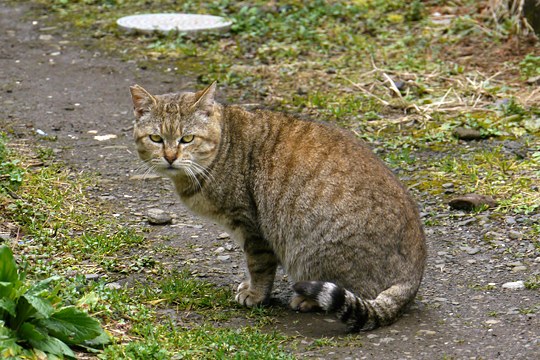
[{"x1": 1, "y1": 2, "x2": 539, "y2": 359}]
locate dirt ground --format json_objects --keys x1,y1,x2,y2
[{"x1": 1, "y1": 2, "x2": 539, "y2": 359}]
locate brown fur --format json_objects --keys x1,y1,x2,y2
[{"x1": 130, "y1": 82, "x2": 427, "y2": 331}]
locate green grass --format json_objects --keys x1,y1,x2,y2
[
  {"x1": 415, "y1": 146, "x2": 540, "y2": 214},
  {"x1": 101, "y1": 325, "x2": 293, "y2": 359}
]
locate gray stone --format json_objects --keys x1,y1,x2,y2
[
  {"x1": 416, "y1": 330, "x2": 437, "y2": 336},
  {"x1": 508, "y1": 230, "x2": 523, "y2": 240},
  {"x1": 511, "y1": 266, "x2": 527, "y2": 272},
  {"x1": 449, "y1": 194, "x2": 497, "y2": 211},
  {"x1": 507, "y1": 261, "x2": 523, "y2": 267},
  {"x1": 460, "y1": 246, "x2": 481, "y2": 255},
  {"x1": 105, "y1": 282, "x2": 122, "y2": 290},
  {"x1": 84, "y1": 274, "x2": 101, "y2": 282},
  {"x1": 217, "y1": 255, "x2": 231, "y2": 262},
  {"x1": 501, "y1": 281, "x2": 525, "y2": 290},
  {"x1": 146, "y1": 208, "x2": 172, "y2": 225},
  {"x1": 453, "y1": 127, "x2": 483, "y2": 140}
]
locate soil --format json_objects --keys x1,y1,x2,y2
[{"x1": 1, "y1": 2, "x2": 539, "y2": 359}]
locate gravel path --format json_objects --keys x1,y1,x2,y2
[{"x1": 1, "y1": 2, "x2": 538, "y2": 359}]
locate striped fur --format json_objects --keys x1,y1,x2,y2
[
  {"x1": 130, "y1": 83, "x2": 427, "y2": 332},
  {"x1": 293, "y1": 281, "x2": 416, "y2": 331}
]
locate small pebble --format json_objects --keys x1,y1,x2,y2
[
  {"x1": 218, "y1": 232, "x2": 230, "y2": 239},
  {"x1": 105, "y1": 282, "x2": 122, "y2": 290},
  {"x1": 416, "y1": 330, "x2": 437, "y2": 336},
  {"x1": 511, "y1": 266, "x2": 527, "y2": 272},
  {"x1": 453, "y1": 127, "x2": 483, "y2": 140},
  {"x1": 507, "y1": 261, "x2": 523, "y2": 267},
  {"x1": 501, "y1": 281, "x2": 525, "y2": 290},
  {"x1": 146, "y1": 208, "x2": 172, "y2": 225},
  {"x1": 460, "y1": 246, "x2": 480, "y2": 255},
  {"x1": 217, "y1": 255, "x2": 231, "y2": 262},
  {"x1": 449, "y1": 194, "x2": 497, "y2": 211},
  {"x1": 508, "y1": 230, "x2": 522, "y2": 240},
  {"x1": 296, "y1": 86, "x2": 309, "y2": 95},
  {"x1": 84, "y1": 274, "x2": 101, "y2": 282}
]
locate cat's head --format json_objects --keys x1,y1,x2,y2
[{"x1": 129, "y1": 82, "x2": 221, "y2": 181}]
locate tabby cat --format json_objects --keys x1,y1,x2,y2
[{"x1": 129, "y1": 82, "x2": 427, "y2": 331}]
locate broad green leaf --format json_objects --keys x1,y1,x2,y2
[
  {"x1": 22, "y1": 293, "x2": 54, "y2": 318},
  {"x1": 0, "y1": 297, "x2": 16, "y2": 317},
  {"x1": 18, "y1": 321, "x2": 46, "y2": 342},
  {"x1": 27, "y1": 276, "x2": 61, "y2": 296},
  {"x1": 20, "y1": 322, "x2": 75, "y2": 358},
  {"x1": 0, "y1": 336, "x2": 25, "y2": 359},
  {"x1": 76, "y1": 291, "x2": 99, "y2": 308},
  {"x1": 83, "y1": 330, "x2": 110, "y2": 347},
  {"x1": 39, "y1": 306, "x2": 105, "y2": 345},
  {"x1": 0, "y1": 245, "x2": 18, "y2": 284},
  {"x1": 0, "y1": 282, "x2": 14, "y2": 299}
]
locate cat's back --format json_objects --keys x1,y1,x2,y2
[{"x1": 224, "y1": 105, "x2": 402, "y2": 196}]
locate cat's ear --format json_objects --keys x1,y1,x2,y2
[
  {"x1": 130, "y1": 85, "x2": 157, "y2": 120},
  {"x1": 192, "y1": 81, "x2": 217, "y2": 116}
]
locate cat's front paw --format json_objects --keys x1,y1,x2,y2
[{"x1": 235, "y1": 281, "x2": 267, "y2": 307}]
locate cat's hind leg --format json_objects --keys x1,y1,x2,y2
[
  {"x1": 235, "y1": 238, "x2": 278, "y2": 307},
  {"x1": 290, "y1": 294, "x2": 321, "y2": 312}
]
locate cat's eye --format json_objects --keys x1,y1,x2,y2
[
  {"x1": 149, "y1": 134, "x2": 163, "y2": 143},
  {"x1": 180, "y1": 135, "x2": 195, "y2": 144}
]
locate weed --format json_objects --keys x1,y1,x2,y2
[
  {"x1": 307, "y1": 337, "x2": 338, "y2": 349},
  {"x1": 0, "y1": 245, "x2": 109, "y2": 358},
  {"x1": 519, "y1": 54, "x2": 540, "y2": 78},
  {"x1": 0, "y1": 134, "x2": 24, "y2": 193},
  {"x1": 139, "y1": 269, "x2": 235, "y2": 310},
  {"x1": 524, "y1": 274, "x2": 540, "y2": 290}
]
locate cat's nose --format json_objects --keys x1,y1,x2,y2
[{"x1": 164, "y1": 153, "x2": 177, "y2": 164}]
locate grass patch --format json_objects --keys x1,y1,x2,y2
[
  {"x1": 101, "y1": 324, "x2": 293, "y2": 359},
  {"x1": 416, "y1": 145, "x2": 540, "y2": 214}
]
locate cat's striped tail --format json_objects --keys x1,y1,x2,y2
[{"x1": 293, "y1": 281, "x2": 415, "y2": 332}]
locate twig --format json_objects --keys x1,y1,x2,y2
[
  {"x1": 340, "y1": 76, "x2": 390, "y2": 106},
  {"x1": 382, "y1": 72, "x2": 403, "y2": 98}
]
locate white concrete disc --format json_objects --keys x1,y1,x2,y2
[{"x1": 117, "y1": 13, "x2": 232, "y2": 34}]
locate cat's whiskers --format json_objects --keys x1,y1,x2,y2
[
  {"x1": 184, "y1": 166, "x2": 202, "y2": 191},
  {"x1": 133, "y1": 159, "x2": 159, "y2": 180},
  {"x1": 189, "y1": 161, "x2": 215, "y2": 183}
]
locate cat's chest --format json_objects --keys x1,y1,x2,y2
[
  {"x1": 180, "y1": 192, "x2": 246, "y2": 248},
  {"x1": 180, "y1": 192, "x2": 219, "y2": 220}
]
